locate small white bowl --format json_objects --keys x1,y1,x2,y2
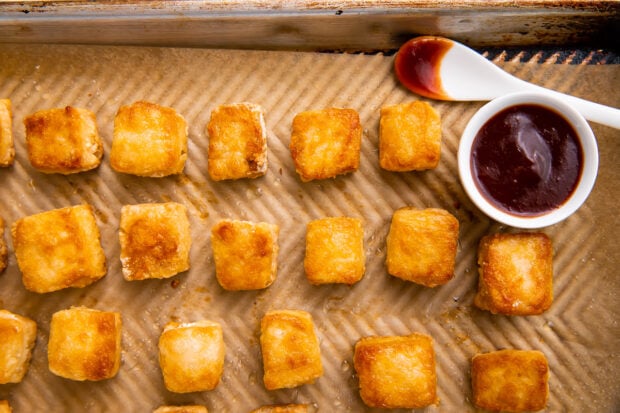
[{"x1": 458, "y1": 92, "x2": 599, "y2": 229}]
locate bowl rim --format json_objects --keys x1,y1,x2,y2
[{"x1": 457, "y1": 91, "x2": 599, "y2": 229}]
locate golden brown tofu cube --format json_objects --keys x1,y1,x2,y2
[
  {"x1": 250, "y1": 405, "x2": 310, "y2": 413},
  {"x1": 474, "y1": 233, "x2": 553, "y2": 315},
  {"x1": 207, "y1": 102, "x2": 267, "y2": 181},
  {"x1": 379, "y1": 101, "x2": 441, "y2": 171},
  {"x1": 119, "y1": 202, "x2": 191, "y2": 281},
  {"x1": 289, "y1": 108, "x2": 362, "y2": 182},
  {"x1": 260, "y1": 310, "x2": 323, "y2": 390},
  {"x1": 304, "y1": 217, "x2": 365, "y2": 285},
  {"x1": 158, "y1": 320, "x2": 225, "y2": 393},
  {"x1": 0, "y1": 310, "x2": 37, "y2": 384},
  {"x1": 386, "y1": 207, "x2": 459, "y2": 287},
  {"x1": 0, "y1": 99, "x2": 15, "y2": 167},
  {"x1": 23, "y1": 106, "x2": 102, "y2": 174},
  {"x1": 0, "y1": 217, "x2": 7, "y2": 274},
  {"x1": 0, "y1": 400, "x2": 11, "y2": 413},
  {"x1": 211, "y1": 220, "x2": 279, "y2": 291},
  {"x1": 153, "y1": 406, "x2": 208, "y2": 413},
  {"x1": 472, "y1": 349, "x2": 549, "y2": 412},
  {"x1": 11, "y1": 204, "x2": 107, "y2": 293},
  {"x1": 111, "y1": 101, "x2": 187, "y2": 177},
  {"x1": 48, "y1": 307, "x2": 122, "y2": 381},
  {"x1": 353, "y1": 333, "x2": 438, "y2": 409}
]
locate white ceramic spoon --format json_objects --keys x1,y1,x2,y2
[{"x1": 394, "y1": 36, "x2": 620, "y2": 129}]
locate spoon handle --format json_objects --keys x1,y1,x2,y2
[
  {"x1": 520, "y1": 80, "x2": 620, "y2": 129},
  {"x1": 443, "y1": 41, "x2": 620, "y2": 129}
]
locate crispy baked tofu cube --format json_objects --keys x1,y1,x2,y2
[
  {"x1": 211, "y1": 220, "x2": 279, "y2": 291},
  {"x1": 23, "y1": 106, "x2": 103, "y2": 174},
  {"x1": 120, "y1": 202, "x2": 191, "y2": 281},
  {"x1": 0, "y1": 400, "x2": 10, "y2": 413},
  {"x1": 0, "y1": 310, "x2": 37, "y2": 384},
  {"x1": 386, "y1": 207, "x2": 459, "y2": 287},
  {"x1": 0, "y1": 217, "x2": 7, "y2": 274},
  {"x1": 48, "y1": 307, "x2": 122, "y2": 381},
  {"x1": 289, "y1": 108, "x2": 362, "y2": 182},
  {"x1": 474, "y1": 233, "x2": 553, "y2": 315},
  {"x1": 207, "y1": 102, "x2": 267, "y2": 181},
  {"x1": 153, "y1": 406, "x2": 208, "y2": 413},
  {"x1": 0, "y1": 99, "x2": 14, "y2": 167},
  {"x1": 250, "y1": 405, "x2": 310, "y2": 413},
  {"x1": 304, "y1": 217, "x2": 365, "y2": 285},
  {"x1": 353, "y1": 333, "x2": 438, "y2": 409},
  {"x1": 158, "y1": 320, "x2": 225, "y2": 393},
  {"x1": 379, "y1": 101, "x2": 441, "y2": 171},
  {"x1": 472, "y1": 349, "x2": 549, "y2": 412},
  {"x1": 111, "y1": 101, "x2": 187, "y2": 177},
  {"x1": 11, "y1": 204, "x2": 107, "y2": 293},
  {"x1": 260, "y1": 310, "x2": 323, "y2": 390}
]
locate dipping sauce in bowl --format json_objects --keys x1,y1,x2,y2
[
  {"x1": 458, "y1": 92, "x2": 598, "y2": 229},
  {"x1": 471, "y1": 104, "x2": 583, "y2": 216}
]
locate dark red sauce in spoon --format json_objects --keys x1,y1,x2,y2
[
  {"x1": 471, "y1": 104, "x2": 583, "y2": 216},
  {"x1": 394, "y1": 36, "x2": 453, "y2": 100}
]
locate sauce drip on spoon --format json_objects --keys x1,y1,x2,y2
[{"x1": 394, "y1": 36, "x2": 453, "y2": 100}]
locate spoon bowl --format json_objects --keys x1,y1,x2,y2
[{"x1": 395, "y1": 36, "x2": 620, "y2": 129}]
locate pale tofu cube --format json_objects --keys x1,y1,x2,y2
[
  {"x1": 11, "y1": 204, "x2": 107, "y2": 293},
  {"x1": 289, "y1": 108, "x2": 362, "y2": 181},
  {"x1": 353, "y1": 333, "x2": 438, "y2": 409},
  {"x1": 48, "y1": 307, "x2": 122, "y2": 381},
  {"x1": 0, "y1": 310, "x2": 37, "y2": 384},
  {"x1": 386, "y1": 207, "x2": 459, "y2": 287},
  {"x1": 304, "y1": 217, "x2": 365, "y2": 285},
  {"x1": 119, "y1": 202, "x2": 191, "y2": 281},
  {"x1": 111, "y1": 101, "x2": 187, "y2": 177},
  {"x1": 474, "y1": 232, "x2": 553, "y2": 315},
  {"x1": 260, "y1": 310, "x2": 323, "y2": 390},
  {"x1": 24, "y1": 106, "x2": 102, "y2": 174},
  {"x1": 211, "y1": 220, "x2": 279, "y2": 291},
  {"x1": 158, "y1": 320, "x2": 225, "y2": 393},
  {"x1": 379, "y1": 101, "x2": 441, "y2": 171},
  {"x1": 0, "y1": 99, "x2": 15, "y2": 167},
  {"x1": 207, "y1": 102, "x2": 267, "y2": 181},
  {"x1": 472, "y1": 349, "x2": 549, "y2": 412}
]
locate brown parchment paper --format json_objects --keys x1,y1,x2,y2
[{"x1": 0, "y1": 44, "x2": 618, "y2": 412}]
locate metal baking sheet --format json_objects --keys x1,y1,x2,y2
[
  {"x1": 0, "y1": 42, "x2": 618, "y2": 412},
  {"x1": 0, "y1": 1, "x2": 619, "y2": 51}
]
